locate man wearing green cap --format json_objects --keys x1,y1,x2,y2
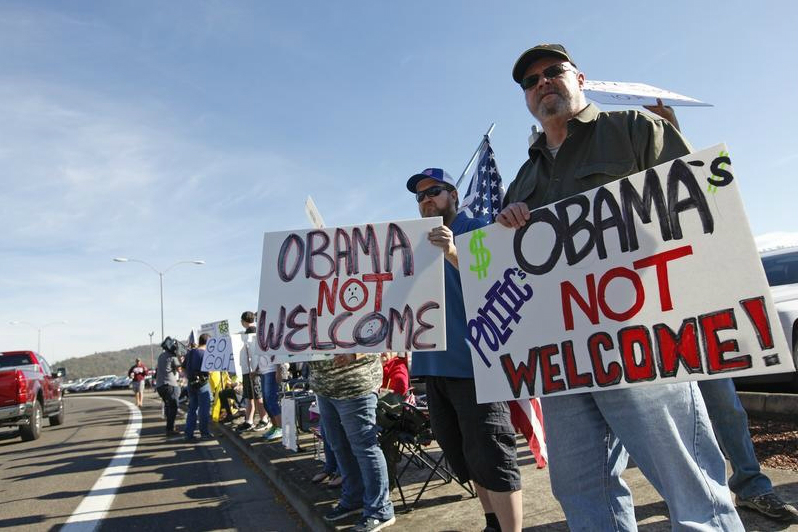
[{"x1": 497, "y1": 43, "x2": 744, "y2": 530}]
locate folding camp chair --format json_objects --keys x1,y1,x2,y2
[{"x1": 379, "y1": 402, "x2": 475, "y2": 511}]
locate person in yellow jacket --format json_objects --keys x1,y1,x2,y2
[{"x1": 210, "y1": 370, "x2": 233, "y2": 422}]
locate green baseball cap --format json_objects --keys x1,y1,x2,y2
[{"x1": 512, "y1": 43, "x2": 576, "y2": 84}]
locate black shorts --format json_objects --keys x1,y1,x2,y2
[
  {"x1": 242, "y1": 373, "x2": 263, "y2": 400},
  {"x1": 425, "y1": 376, "x2": 521, "y2": 492}
]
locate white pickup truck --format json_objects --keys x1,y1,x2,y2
[{"x1": 739, "y1": 245, "x2": 798, "y2": 391}]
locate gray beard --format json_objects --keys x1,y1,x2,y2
[{"x1": 538, "y1": 95, "x2": 570, "y2": 119}]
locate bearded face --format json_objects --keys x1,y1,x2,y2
[{"x1": 523, "y1": 57, "x2": 585, "y2": 122}]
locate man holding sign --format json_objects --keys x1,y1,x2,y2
[
  {"x1": 407, "y1": 168, "x2": 523, "y2": 532},
  {"x1": 497, "y1": 44, "x2": 743, "y2": 529},
  {"x1": 645, "y1": 107, "x2": 798, "y2": 522}
]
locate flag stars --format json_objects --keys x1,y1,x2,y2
[{"x1": 462, "y1": 141, "x2": 504, "y2": 222}]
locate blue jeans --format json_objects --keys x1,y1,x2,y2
[
  {"x1": 698, "y1": 378, "x2": 772, "y2": 499},
  {"x1": 541, "y1": 382, "x2": 743, "y2": 531},
  {"x1": 319, "y1": 421, "x2": 339, "y2": 475},
  {"x1": 260, "y1": 372, "x2": 281, "y2": 418},
  {"x1": 316, "y1": 392, "x2": 393, "y2": 521},
  {"x1": 185, "y1": 383, "x2": 212, "y2": 438}
]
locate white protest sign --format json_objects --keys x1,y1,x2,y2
[
  {"x1": 584, "y1": 80, "x2": 712, "y2": 107},
  {"x1": 281, "y1": 397, "x2": 297, "y2": 451},
  {"x1": 200, "y1": 320, "x2": 243, "y2": 374},
  {"x1": 240, "y1": 331, "x2": 290, "y2": 369},
  {"x1": 458, "y1": 144, "x2": 794, "y2": 403},
  {"x1": 287, "y1": 195, "x2": 334, "y2": 362},
  {"x1": 305, "y1": 195, "x2": 326, "y2": 229},
  {"x1": 255, "y1": 218, "x2": 446, "y2": 362}
]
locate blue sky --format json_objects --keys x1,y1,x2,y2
[{"x1": 3, "y1": 1, "x2": 797, "y2": 363}]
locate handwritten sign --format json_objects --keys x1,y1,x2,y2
[
  {"x1": 256, "y1": 218, "x2": 446, "y2": 361},
  {"x1": 281, "y1": 397, "x2": 297, "y2": 450},
  {"x1": 200, "y1": 320, "x2": 243, "y2": 374},
  {"x1": 305, "y1": 195, "x2": 326, "y2": 229},
  {"x1": 458, "y1": 144, "x2": 793, "y2": 403},
  {"x1": 584, "y1": 80, "x2": 712, "y2": 107}
]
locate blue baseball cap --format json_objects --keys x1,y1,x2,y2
[{"x1": 406, "y1": 168, "x2": 456, "y2": 193}]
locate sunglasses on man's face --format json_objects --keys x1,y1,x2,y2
[
  {"x1": 520, "y1": 63, "x2": 573, "y2": 91},
  {"x1": 415, "y1": 185, "x2": 450, "y2": 203}
]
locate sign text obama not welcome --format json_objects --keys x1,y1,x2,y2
[{"x1": 458, "y1": 144, "x2": 794, "y2": 402}]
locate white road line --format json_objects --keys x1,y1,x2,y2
[{"x1": 61, "y1": 397, "x2": 142, "y2": 532}]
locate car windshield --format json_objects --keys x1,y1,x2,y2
[
  {"x1": 0, "y1": 354, "x2": 33, "y2": 368},
  {"x1": 762, "y1": 250, "x2": 798, "y2": 287}
]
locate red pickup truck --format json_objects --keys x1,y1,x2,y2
[{"x1": 0, "y1": 351, "x2": 66, "y2": 441}]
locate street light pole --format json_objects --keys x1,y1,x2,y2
[
  {"x1": 113, "y1": 257, "x2": 204, "y2": 342},
  {"x1": 9, "y1": 320, "x2": 68, "y2": 355},
  {"x1": 149, "y1": 331, "x2": 155, "y2": 370},
  {"x1": 159, "y1": 273, "x2": 165, "y2": 340}
]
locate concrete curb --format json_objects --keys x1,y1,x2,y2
[
  {"x1": 738, "y1": 391, "x2": 798, "y2": 417},
  {"x1": 211, "y1": 393, "x2": 797, "y2": 532},
  {"x1": 215, "y1": 423, "x2": 332, "y2": 532}
]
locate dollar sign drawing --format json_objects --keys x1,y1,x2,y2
[
  {"x1": 707, "y1": 150, "x2": 729, "y2": 194},
  {"x1": 469, "y1": 229, "x2": 491, "y2": 279}
]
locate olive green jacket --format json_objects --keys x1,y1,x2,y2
[{"x1": 504, "y1": 103, "x2": 692, "y2": 209}]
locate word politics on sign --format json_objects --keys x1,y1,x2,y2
[
  {"x1": 459, "y1": 145, "x2": 792, "y2": 402},
  {"x1": 467, "y1": 267, "x2": 533, "y2": 367},
  {"x1": 257, "y1": 218, "x2": 446, "y2": 356}
]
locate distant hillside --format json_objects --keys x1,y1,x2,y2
[{"x1": 58, "y1": 345, "x2": 159, "y2": 380}]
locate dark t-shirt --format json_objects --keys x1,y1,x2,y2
[{"x1": 184, "y1": 348, "x2": 207, "y2": 380}]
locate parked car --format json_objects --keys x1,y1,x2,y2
[
  {"x1": 735, "y1": 245, "x2": 798, "y2": 391},
  {"x1": 93, "y1": 376, "x2": 119, "y2": 391},
  {"x1": 0, "y1": 351, "x2": 65, "y2": 441},
  {"x1": 72, "y1": 375, "x2": 115, "y2": 393},
  {"x1": 70, "y1": 378, "x2": 98, "y2": 393},
  {"x1": 111, "y1": 376, "x2": 132, "y2": 389},
  {"x1": 62, "y1": 377, "x2": 90, "y2": 394}
]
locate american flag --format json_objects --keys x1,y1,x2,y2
[
  {"x1": 459, "y1": 137, "x2": 505, "y2": 224},
  {"x1": 458, "y1": 133, "x2": 547, "y2": 468}
]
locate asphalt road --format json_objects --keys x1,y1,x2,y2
[{"x1": 0, "y1": 390, "x2": 305, "y2": 532}]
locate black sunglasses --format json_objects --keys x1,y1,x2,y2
[
  {"x1": 415, "y1": 185, "x2": 451, "y2": 202},
  {"x1": 520, "y1": 64, "x2": 573, "y2": 90}
]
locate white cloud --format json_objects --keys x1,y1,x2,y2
[{"x1": 0, "y1": 76, "x2": 324, "y2": 359}]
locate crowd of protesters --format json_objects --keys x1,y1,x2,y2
[{"x1": 140, "y1": 41, "x2": 798, "y2": 532}]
